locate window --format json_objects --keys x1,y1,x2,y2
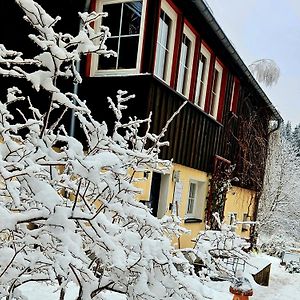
[
  {"x1": 187, "y1": 182, "x2": 197, "y2": 214},
  {"x1": 209, "y1": 60, "x2": 223, "y2": 118},
  {"x1": 154, "y1": 0, "x2": 177, "y2": 84},
  {"x1": 93, "y1": 0, "x2": 146, "y2": 74},
  {"x1": 177, "y1": 24, "x2": 196, "y2": 97},
  {"x1": 194, "y1": 45, "x2": 211, "y2": 109},
  {"x1": 186, "y1": 180, "x2": 206, "y2": 220},
  {"x1": 230, "y1": 77, "x2": 240, "y2": 113}
]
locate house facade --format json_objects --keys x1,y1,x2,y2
[{"x1": 0, "y1": 0, "x2": 282, "y2": 248}]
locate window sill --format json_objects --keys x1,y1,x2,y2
[{"x1": 184, "y1": 218, "x2": 202, "y2": 224}]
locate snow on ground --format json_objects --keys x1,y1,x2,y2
[
  {"x1": 209, "y1": 253, "x2": 300, "y2": 300},
  {"x1": 14, "y1": 253, "x2": 300, "y2": 300},
  {"x1": 250, "y1": 254, "x2": 300, "y2": 300}
]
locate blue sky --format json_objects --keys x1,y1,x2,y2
[{"x1": 205, "y1": 0, "x2": 300, "y2": 126}]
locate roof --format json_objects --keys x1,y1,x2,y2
[{"x1": 191, "y1": 0, "x2": 283, "y2": 123}]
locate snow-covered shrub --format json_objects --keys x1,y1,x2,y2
[
  {"x1": 193, "y1": 213, "x2": 250, "y2": 281},
  {"x1": 0, "y1": 1, "x2": 209, "y2": 299},
  {"x1": 258, "y1": 236, "x2": 288, "y2": 258},
  {"x1": 285, "y1": 260, "x2": 300, "y2": 274}
]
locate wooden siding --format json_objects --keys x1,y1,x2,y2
[
  {"x1": 80, "y1": 75, "x2": 224, "y2": 173},
  {"x1": 79, "y1": 73, "x2": 273, "y2": 191}
]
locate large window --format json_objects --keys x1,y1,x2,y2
[
  {"x1": 176, "y1": 24, "x2": 195, "y2": 97},
  {"x1": 93, "y1": 0, "x2": 146, "y2": 74},
  {"x1": 154, "y1": 0, "x2": 177, "y2": 84},
  {"x1": 186, "y1": 180, "x2": 206, "y2": 220},
  {"x1": 194, "y1": 45, "x2": 211, "y2": 109},
  {"x1": 209, "y1": 60, "x2": 223, "y2": 118}
]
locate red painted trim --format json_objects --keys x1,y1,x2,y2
[
  {"x1": 85, "y1": 54, "x2": 92, "y2": 77},
  {"x1": 90, "y1": 0, "x2": 96, "y2": 12},
  {"x1": 215, "y1": 56, "x2": 225, "y2": 69},
  {"x1": 85, "y1": 0, "x2": 97, "y2": 77},
  {"x1": 231, "y1": 77, "x2": 240, "y2": 113},
  {"x1": 200, "y1": 40, "x2": 213, "y2": 54},
  {"x1": 184, "y1": 18, "x2": 198, "y2": 36},
  {"x1": 170, "y1": 13, "x2": 183, "y2": 88},
  {"x1": 141, "y1": 0, "x2": 161, "y2": 73},
  {"x1": 189, "y1": 36, "x2": 200, "y2": 101},
  {"x1": 165, "y1": 0, "x2": 181, "y2": 14},
  {"x1": 217, "y1": 67, "x2": 228, "y2": 122},
  {"x1": 151, "y1": 0, "x2": 181, "y2": 77}
]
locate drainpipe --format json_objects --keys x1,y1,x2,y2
[{"x1": 70, "y1": 0, "x2": 92, "y2": 137}]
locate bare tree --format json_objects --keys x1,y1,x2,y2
[{"x1": 257, "y1": 129, "x2": 300, "y2": 245}]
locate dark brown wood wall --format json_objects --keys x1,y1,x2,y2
[{"x1": 147, "y1": 78, "x2": 223, "y2": 171}]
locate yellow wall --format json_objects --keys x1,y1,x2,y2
[
  {"x1": 224, "y1": 186, "x2": 256, "y2": 238},
  {"x1": 133, "y1": 171, "x2": 152, "y2": 201},
  {"x1": 133, "y1": 164, "x2": 210, "y2": 249},
  {"x1": 133, "y1": 165, "x2": 256, "y2": 248},
  {"x1": 171, "y1": 164, "x2": 209, "y2": 249}
]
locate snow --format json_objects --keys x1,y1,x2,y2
[
  {"x1": 13, "y1": 253, "x2": 300, "y2": 300},
  {"x1": 250, "y1": 254, "x2": 300, "y2": 300},
  {"x1": 1, "y1": 1, "x2": 299, "y2": 299}
]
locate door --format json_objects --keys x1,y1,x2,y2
[{"x1": 149, "y1": 172, "x2": 161, "y2": 217}]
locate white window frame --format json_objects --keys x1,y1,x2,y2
[
  {"x1": 176, "y1": 24, "x2": 196, "y2": 97},
  {"x1": 90, "y1": 0, "x2": 147, "y2": 76},
  {"x1": 194, "y1": 44, "x2": 211, "y2": 109},
  {"x1": 209, "y1": 60, "x2": 223, "y2": 118},
  {"x1": 186, "y1": 180, "x2": 206, "y2": 219},
  {"x1": 154, "y1": 0, "x2": 177, "y2": 84}
]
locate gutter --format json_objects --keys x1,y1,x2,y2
[{"x1": 191, "y1": 0, "x2": 283, "y2": 124}]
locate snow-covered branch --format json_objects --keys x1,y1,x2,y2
[{"x1": 0, "y1": 1, "x2": 207, "y2": 299}]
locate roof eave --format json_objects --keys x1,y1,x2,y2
[{"x1": 191, "y1": 0, "x2": 283, "y2": 123}]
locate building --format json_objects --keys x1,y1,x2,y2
[{"x1": 0, "y1": 0, "x2": 282, "y2": 248}]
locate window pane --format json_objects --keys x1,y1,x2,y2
[
  {"x1": 189, "y1": 183, "x2": 196, "y2": 198},
  {"x1": 98, "y1": 37, "x2": 118, "y2": 69},
  {"x1": 155, "y1": 10, "x2": 171, "y2": 80},
  {"x1": 187, "y1": 198, "x2": 194, "y2": 214},
  {"x1": 160, "y1": 12, "x2": 171, "y2": 49},
  {"x1": 177, "y1": 34, "x2": 191, "y2": 94},
  {"x1": 118, "y1": 36, "x2": 139, "y2": 69},
  {"x1": 121, "y1": 1, "x2": 142, "y2": 35},
  {"x1": 195, "y1": 59, "x2": 204, "y2": 105},
  {"x1": 102, "y1": 4, "x2": 122, "y2": 37},
  {"x1": 210, "y1": 68, "x2": 220, "y2": 115},
  {"x1": 212, "y1": 69, "x2": 219, "y2": 93},
  {"x1": 155, "y1": 44, "x2": 165, "y2": 78},
  {"x1": 187, "y1": 183, "x2": 196, "y2": 214},
  {"x1": 177, "y1": 65, "x2": 185, "y2": 93},
  {"x1": 177, "y1": 42, "x2": 188, "y2": 93}
]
